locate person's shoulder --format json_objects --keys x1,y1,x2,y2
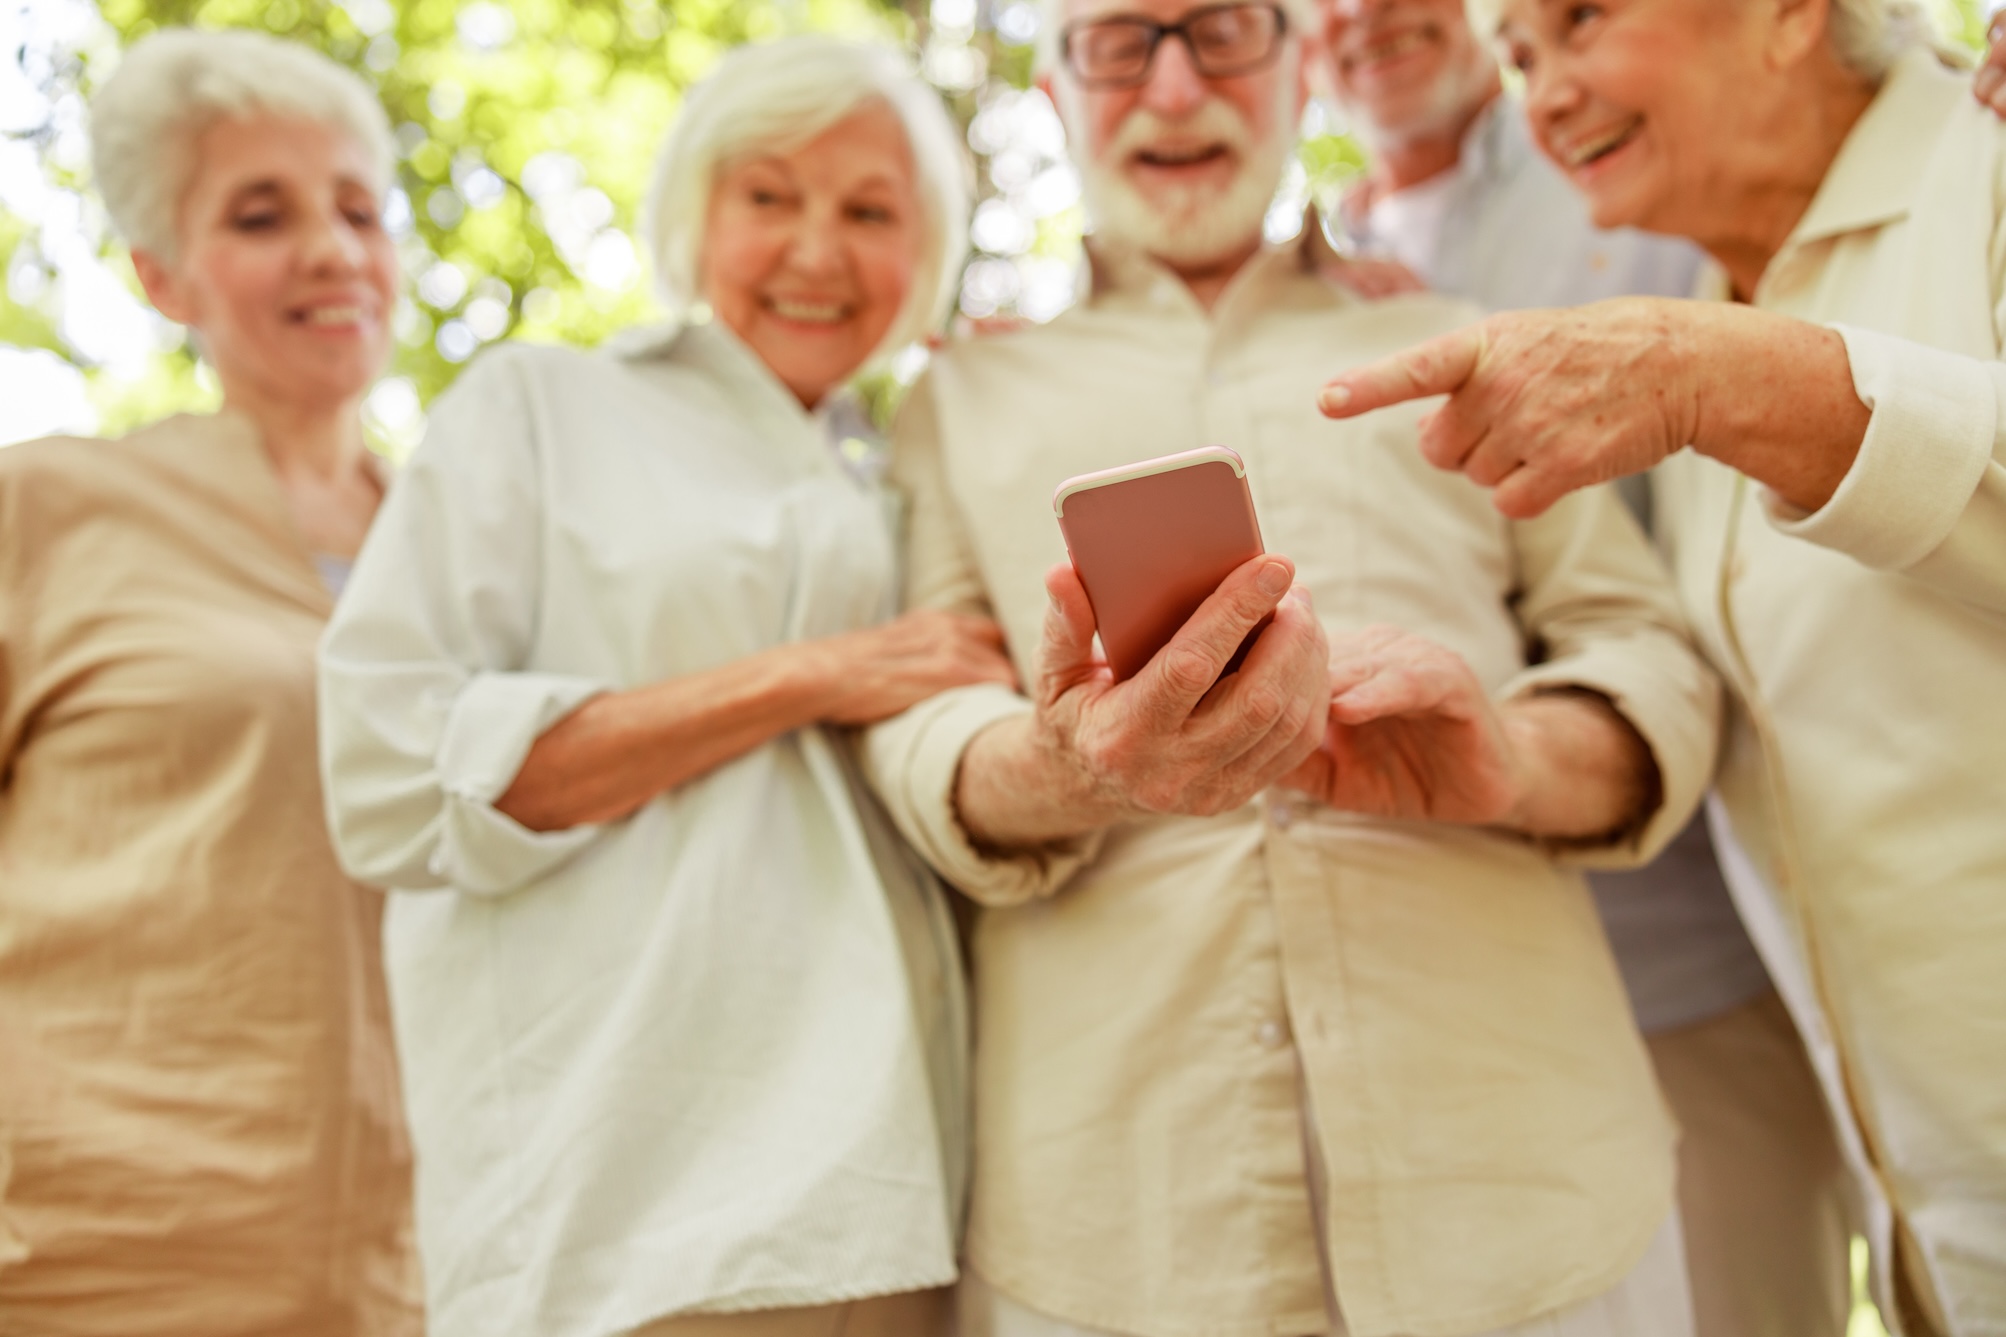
[
  {"x1": 0, "y1": 416, "x2": 200, "y2": 493},
  {"x1": 1303, "y1": 288, "x2": 1488, "y2": 360}
]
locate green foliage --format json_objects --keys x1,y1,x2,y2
[{"x1": 80, "y1": 0, "x2": 913, "y2": 424}]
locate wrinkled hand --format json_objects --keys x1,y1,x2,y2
[
  {"x1": 1318, "y1": 298, "x2": 1701, "y2": 519},
  {"x1": 1321, "y1": 254, "x2": 1428, "y2": 301},
  {"x1": 1032, "y1": 554, "x2": 1329, "y2": 818},
  {"x1": 1978, "y1": 12, "x2": 2006, "y2": 119},
  {"x1": 816, "y1": 608, "x2": 1017, "y2": 725},
  {"x1": 1281, "y1": 626, "x2": 1528, "y2": 825}
]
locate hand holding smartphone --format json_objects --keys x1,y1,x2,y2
[{"x1": 1052, "y1": 446, "x2": 1269, "y2": 682}]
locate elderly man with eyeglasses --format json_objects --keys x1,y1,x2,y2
[{"x1": 859, "y1": 1, "x2": 1720, "y2": 1335}]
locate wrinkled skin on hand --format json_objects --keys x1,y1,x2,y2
[
  {"x1": 1977, "y1": 14, "x2": 2006, "y2": 119},
  {"x1": 1281, "y1": 624, "x2": 1528, "y2": 825},
  {"x1": 1031, "y1": 555, "x2": 1332, "y2": 819},
  {"x1": 815, "y1": 607, "x2": 1017, "y2": 726},
  {"x1": 1319, "y1": 297, "x2": 1703, "y2": 518}
]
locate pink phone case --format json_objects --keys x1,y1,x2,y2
[{"x1": 1053, "y1": 446, "x2": 1267, "y2": 682}]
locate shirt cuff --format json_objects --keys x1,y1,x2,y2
[
  {"x1": 430, "y1": 670, "x2": 609, "y2": 895},
  {"x1": 1502, "y1": 633, "x2": 1719, "y2": 871},
  {"x1": 861, "y1": 683, "x2": 1104, "y2": 907},
  {"x1": 1760, "y1": 324, "x2": 1998, "y2": 569}
]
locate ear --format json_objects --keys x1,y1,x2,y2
[
  {"x1": 1764, "y1": 0, "x2": 1831, "y2": 68},
  {"x1": 131, "y1": 249, "x2": 195, "y2": 327},
  {"x1": 1036, "y1": 71, "x2": 1057, "y2": 104}
]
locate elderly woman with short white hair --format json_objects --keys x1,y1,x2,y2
[
  {"x1": 318, "y1": 35, "x2": 1011, "y2": 1337},
  {"x1": 1318, "y1": 0, "x2": 2006, "y2": 1328},
  {"x1": 0, "y1": 27, "x2": 419, "y2": 1335}
]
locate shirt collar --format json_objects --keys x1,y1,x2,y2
[
  {"x1": 1780, "y1": 47, "x2": 1967, "y2": 251},
  {"x1": 608, "y1": 316, "x2": 883, "y2": 480},
  {"x1": 1081, "y1": 210, "x2": 1336, "y2": 315}
]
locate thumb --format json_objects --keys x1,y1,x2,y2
[
  {"x1": 1038, "y1": 561, "x2": 1103, "y2": 692},
  {"x1": 1318, "y1": 325, "x2": 1484, "y2": 420}
]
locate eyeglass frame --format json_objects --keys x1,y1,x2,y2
[{"x1": 1058, "y1": 2, "x2": 1292, "y2": 90}]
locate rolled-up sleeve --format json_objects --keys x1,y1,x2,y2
[
  {"x1": 1500, "y1": 484, "x2": 1723, "y2": 868},
  {"x1": 319, "y1": 349, "x2": 612, "y2": 896},
  {"x1": 860, "y1": 373, "x2": 1104, "y2": 906},
  {"x1": 1760, "y1": 325, "x2": 2006, "y2": 616}
]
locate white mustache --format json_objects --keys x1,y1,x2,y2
[{"x1": 1102, "y1": 99, "x2": 1254, "y2": 165}]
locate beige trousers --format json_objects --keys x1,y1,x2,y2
[
  {"x1": 960, "y1": 1210, "x2": 1694, "y2": 1337},
  {"x1": 628, "y1": 1287, "x2": 950, "y2": 1337},
  {"x1": 1646, "y1": 988, "x2": 1852, "y2": 1337}
]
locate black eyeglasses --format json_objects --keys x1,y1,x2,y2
[{"x1": 1060, "y1": 3, "x2": 1289, "y2": 89}]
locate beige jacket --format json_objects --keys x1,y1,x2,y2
[
  {"x1": 1658, "y1": 50, "x2": 2006, "y2": 1334},
  {"x1": 0, "y1": 415, "x2": 421, "y2": 1335},
  {"x1": 864, "y1": 234, "x2": 1720, "y2": 1337}
]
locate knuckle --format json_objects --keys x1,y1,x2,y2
[{"x1": 1160, "y1": 645, "x2": 1218, "y2": 697}]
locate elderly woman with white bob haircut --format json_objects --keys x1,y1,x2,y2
[
  {"x1": 0, "y1": 27, "x2": 419, "y2": 1336},
  {"x1": 319, "y1": 34, "x2": 1012, "y2": 1337},
  {"x1": 1318, "y1": 0, "x2": 2006, "y2": 1329}
]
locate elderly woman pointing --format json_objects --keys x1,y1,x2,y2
[
  {"x1": 1317, "y1": 3, "x2": 2006, "y2": 1331},
  {"x1": 319, "y1": 36, "x2": 1011, "y2": 1337}
]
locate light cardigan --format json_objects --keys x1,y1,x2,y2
[
  {"x1": 1657, "y1": 50, "x2": 2006, "y2": 1333},
  {"x1": 317, "y1": 324, "x2": 966, "y2": 1337},
  {"x1": 0, "y1": 414, "x2": 420, "y2": 1335}
]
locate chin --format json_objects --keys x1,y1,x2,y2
[{"x1": 1087, "y1": 167, "x2": 1281, "y2": 270}]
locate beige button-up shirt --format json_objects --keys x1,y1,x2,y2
[
  {"x1": 1657, "y1": 51, "x2": 2006, "y2": 1332},
  {"x1": 863, "y1": 234, "x2": 1720, "y2": 1337},
  {"x1": 0, "y1": 415, "x2": 421, "y2": 1336}
]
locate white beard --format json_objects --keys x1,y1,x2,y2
[{"x1": 1060, "y1": 62, "x2": 1299, "y2": 270}]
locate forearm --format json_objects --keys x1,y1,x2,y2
[
  {"x1": 953, "y1": 714, "x2": 1127, "y2": 852},
  {"x1": 495, "y1": 643, "x2": 838, "y2": 831},
  {"x1": 1684, "y1": 304, "x2": 1871, "y2": 512},
  {"x1": 1498, "y1": 690, "x2": 1660, "y2": 843}
]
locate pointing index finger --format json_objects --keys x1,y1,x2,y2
[{"x1": 1318, "y1": 324, "x2": 1485, "y2": 420}]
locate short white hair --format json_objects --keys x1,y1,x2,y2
[
  {"x1": 89, "y1": 28, "x2": 395, "y2": 262},
  {"x1": 645, "y1": 35, "x2": 972, "y2": 358},
  {"x1": 1825, "y1": 0, "x2": 1940, "y2": 78}
]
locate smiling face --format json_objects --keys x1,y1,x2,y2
[
  {"x1": 700, "y1": 103, "x2": 922, "y2": 408},
  {"x1": 1495, "y1": 0, "x2": 1780, "y2": 235},
  {"x1": 1319, "y1": 0, "x2": 1500, "y2": 146},
  {"x1": 1046, "y1": 0, "x2": 1305, "y2": 273},
  {"x1": 135, "y1": 116, "x2": 397, "y2": 416}
]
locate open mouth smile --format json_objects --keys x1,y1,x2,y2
[
  {"x1": 764, "y1": 297, "x2": 852, "y2": 325},
  {"x1": 1558, "y1": 116, "x2": 1643, "y2": 170}
]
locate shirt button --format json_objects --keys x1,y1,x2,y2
[
  {"x1": 1257, "y1": 1019, "x2": 1289, "y2": 1049},
  {"x1": 1266, "y1": 799, "x2": 1293, "y2": 829}
]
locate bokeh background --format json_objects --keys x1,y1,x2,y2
[
  {"x1": 0, "y1": 0, "x2": 1996, "y2": 1331},
  {"x1": 0, "y1": 0, "x2": 1989, "y2": 450}
]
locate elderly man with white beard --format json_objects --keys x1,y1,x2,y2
[{"x1": 859, "y1": 2, "x2": 1720, "y2": 1335}]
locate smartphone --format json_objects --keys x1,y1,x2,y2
[{"x1": 1052, "y1": 445, "x2": 1268, "y2": 682}]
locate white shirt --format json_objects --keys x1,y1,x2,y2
[
  {"x1": 1658, "y1": 53, "x2": 2006, "y2": 1330},
  {"x1": 317, "y1": 323, "x2": 967, "y2": 1337},
  {"x1": 1340, "y1": 96, "x2": 1768, "y2": 1034}
]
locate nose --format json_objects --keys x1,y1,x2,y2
[
  {"x1": 300, "y1": 202, "x2": 369, "y2": 276},
  {"x1": 1137, "y1": 25, "x2": 1211, "y2": 118},
  {"x1": 1521, "y1": 54, "x2": 1583, "y2": 144},
  {"x1": 783, "y1": 206, "x2": 847, "y2": 279}
]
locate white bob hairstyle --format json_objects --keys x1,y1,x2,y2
[
  {"x1": 89, "y1": 27, "x2": 396, "y2": 262},
  {"x1": 645, "y1": 35, "x2": 972, "y2": 359}
]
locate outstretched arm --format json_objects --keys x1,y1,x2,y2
[{"x1": 1316, "y1": 298, "x2": 1869, "y2": 520}]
